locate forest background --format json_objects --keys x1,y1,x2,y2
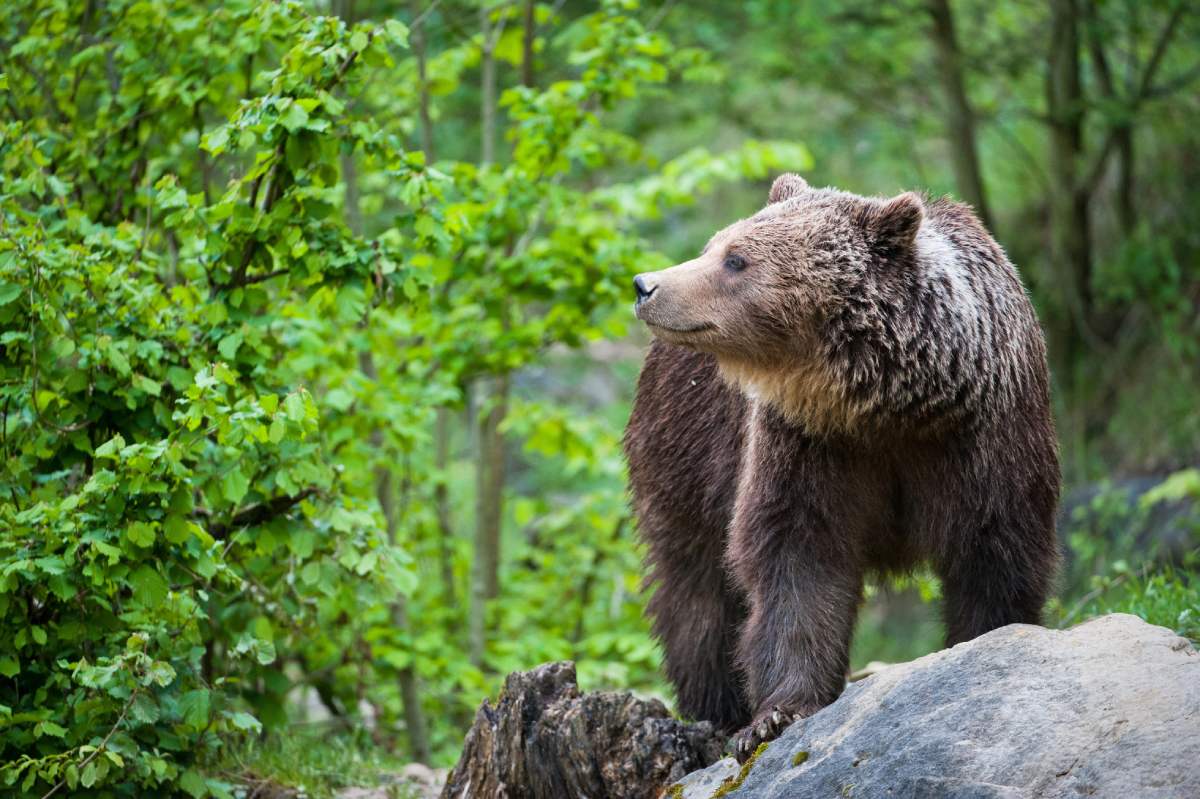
[{"x1": 1, "y1": 0, "x2": 1198, "y2": 796}]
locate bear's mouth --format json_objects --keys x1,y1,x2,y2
[{"x1": 646, "y1": 321, "x2": 715, "y2": 335}]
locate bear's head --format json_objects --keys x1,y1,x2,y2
[{"x1": 632, "y1": 174, "x2": 926, "y2": 428}]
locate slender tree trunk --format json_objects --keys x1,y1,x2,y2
[
  {"x1": 521, "y1": 0, "x2": 536, "y2": 90},
  {"x1": 362, "y1": 415, "x2": 432, "y2": 764},
  {"x1": 469, "y1": 372, "x2": 509, "y2": 667},
  {"x1": 434, "y1": 406, "x2": 458, "y2": 606},
  {"x1": 1112, "y1": 124, "x2": 1134, "y2": 233},
  {"x1": 1046, "y1": 0, "x2": 1097, "y2": 478},
  {"x1": 469, "y1": 6, "x2": 506, "y2": 668},
  {"x1": 1046, "y1": 0, "x2": 1092, "y2": 361},
  {"x1": 926, "y1": 0, "x2": 992, "y2": 228},
  {"x1": 480, "y1": 3, "x2": 496, "y2": 166},
  {"x1": 1083, "y1": 0, "x2": 1135, "y2": 235},
  {"x1": 412, "y1": 0, "x2": 436, "y2": 161}
]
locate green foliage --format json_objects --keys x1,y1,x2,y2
[
  {"x1": 213, "y1": 727, "x2": 417, "y2": 799},
  {"x1": 1053, "y1": 468, "x2": 1200, "y2": 643},
  {"x1": 1078, "y1": 564, "x2": 1200, "y2": 644},
  {"x1": 0, "y1": 0, "x2": 807, "y2": 793},
  {"x1": 1, "y1": 0, "x2": 1196, "y2": 794}
]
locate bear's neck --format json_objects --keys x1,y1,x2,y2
[{"x1": 718, "y1": 355, "x2": 868, "y2": 438}]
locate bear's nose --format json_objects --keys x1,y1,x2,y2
[{"x1": 633, "y1": 274, "x2": 657, "y2": 304}]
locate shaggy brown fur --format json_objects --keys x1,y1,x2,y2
[{"x1": 623, "y1": 174, "x2": 1060, "y2": 761}]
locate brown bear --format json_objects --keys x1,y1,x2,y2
[{"x1": 623, "y1": 174, "x2": 1060, "y2": 760}]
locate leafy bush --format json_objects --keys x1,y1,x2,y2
[{"x1": 0, "y1": 1, "x2": 808, "y2": 794}]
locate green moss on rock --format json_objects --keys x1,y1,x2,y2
[
  {"x1": 792, "y1": 750, "x2": 809, "y2": 767},
  {"x1": 711, "y1": 742, "x2": 770, "y2": 798}
]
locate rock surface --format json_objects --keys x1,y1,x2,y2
[
  {"x1": 673, "y1": 614, "x2": 1200, "y2": 799},
  {"x1": 440, "y1": 661, "x2": 724, "y2": 799}
]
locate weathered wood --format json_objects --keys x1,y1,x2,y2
[{"x1": 441, "y1": 661, "x2": 725, "y2": 799}]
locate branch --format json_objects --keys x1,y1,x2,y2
[
  {"x1": 1082, "y1": 0, "x2": 1188, "y2": 195},
  {"x1": 206, "y1": 487, "x2": 319, "y2": 539},
  {"x1": 40, "y1": 690, "x2": 138, "y2": 799},
  {"x1": 218, "y1": 36, "x2": 371, "y2": 295},
  {"x1": 240, "y1": 267, "x2": 291, "y2": 287},
  {"x1": 1145, "y1": 61, "x2": 1200, "y2": 100}
]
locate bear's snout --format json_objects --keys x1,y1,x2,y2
[{"x1": 633, "y1": 274, "x2": 657, "y2": 306}]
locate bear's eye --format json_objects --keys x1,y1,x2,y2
[{"x1": 723, "y1": 253, "x2": 747, "y2": 272}]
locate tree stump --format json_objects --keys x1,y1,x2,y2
[{"x1": 440, "y1": 661, "x2": 725, "y2": 799}]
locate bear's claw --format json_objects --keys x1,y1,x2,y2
[{"x1": 730, "y1": 707, "x2": 805, "y2": 763}]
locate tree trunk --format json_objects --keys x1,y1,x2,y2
[
  {"x1": 1113, "y1": 123, "x2": 1134, "y2": 234},
  {"x1": 434, "y1": 406, "x2": 458, "y2": 606},
  {"x1": 1046, "y1": 0, "x2": 1092, "y2": 362},
  {"x1": 411, "y1": 0, "x2": 436, "y2": 161},
  {"x1": 926, "y1": 0, "x2": 993, "y2": 228},
  {"x1": 1082, "y1": 0, "x2": 1135, "y2": 235},
  {"x1": 521, "y1": 0, "x2": 536, "y2": 90},
  {"x1": 363, "y1": 421, "x2": 433, "y2": 764},
  {"x1": 469, "y1": 3, "x2": 509, "y2": 668},
  {"x1": 441, "y1": 661, "x2": 725, "y2": 799},
  {"x1": 469, "y1": 372, "x2": 508, "y2": 667},
  {"x1": 480, "y1": 3, "x2": 496, "y2": 166}
]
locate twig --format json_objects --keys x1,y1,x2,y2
[
  {"x1": 40, "y1": 690, "x2": 138, "y2": 799},
  {"x1": 411, "y1": 0, "x2": 444, "y2": 30}
]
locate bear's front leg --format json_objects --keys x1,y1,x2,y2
[
  {"x1": 726, "y1": 558, "x2": 861, "y2": 761},
  {"x1": 723, "y1": 440, "x2": 865, "y2": 759}
]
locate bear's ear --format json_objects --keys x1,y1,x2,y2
[
  {"x1": 768, "y1": 173, "x2": 808, "y2": 204},
  {"x1": 865, "y1": 192, "x2": 923, "y2": 251}
]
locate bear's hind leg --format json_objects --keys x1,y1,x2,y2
[
  {"x1": 937, "y1": 513, "x2": 1059, "y2": 647},
  {"x1": 647, "y1": 567, "x2": 749, "y2": 732}
]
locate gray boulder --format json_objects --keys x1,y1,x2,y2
[{"x1": 673, "y1": 614, "x2": 1199, "y2": 799}]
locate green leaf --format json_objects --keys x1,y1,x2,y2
[
  {"x1": 279, "y1": 101, "x2": 309, "y2": 133},
  {"x1": 202, "y1": 125, "x2": 230, "y2": 154},
  {"x1": 130, "y1": 693, "x2": 161, "y2": 725},
  {"x1": 95, "y1": 434, "x2": 126, "y2": 458},
  {"x1": 226, "y1": 711, "x2": 262, "y2": 733},
  {"x1": 254, "y1": 639, "x2": 276, "y2": 665},
  {"x1": 178, "y1": 689, "x2": 211, "y2": 729},
  {"x1": 133, "y1": 374, "x2": 162, "y2": 396},
  {"x1": 127, "y1": 521, "x2": 157, "y2": 548},
  {"x1": 221, "y1": 468, "x2": 250, "y2": 505},
  {"x1": 299, "y1": 560, "x2": 321, "y2": 585},
  {"x1": 218, "y1": 332, "x2": 243, "y2": 360},
  {"x1": 283, "y1": 392, "x2": 306, "y2": 422},
  {"x1": 146, "y1": 660, "x2": 176, "y2": 687},
  {"x1": 0, "y1": 282, "x2": 21, "y2": 306},
  {"x1": 163, "y1": 513, "x2": 192, "y2": 544},
  {"x1": 385, "y1": 19, "x2": 409, "y2": 47},
  {"x1": 130, "y1": 565, "x2": 168, "y2": 608},
  {"x1": 179, "y1": 768, "x2": 207, "y2": 798},
  {"x1": 39, "y1": 721, "x2": 68, "y2": 738}
]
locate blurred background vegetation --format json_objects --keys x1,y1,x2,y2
[{"x1": 0, "y1": 0, "x2": 1197, "y2": 796}]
